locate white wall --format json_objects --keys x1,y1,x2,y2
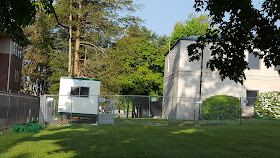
[
  {"x1": 163, "y1": 38, "x2": 280, "y2": 120},
  {"x1": 162, "y1": 41, "x2": 181, "y2": 119},
  {"x1": 0, "y1": 36, "x2": 10, "y2": 54}
]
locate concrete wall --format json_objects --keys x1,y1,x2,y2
[
  {"x1": 162, "y1": 41, "x2": 180, "y2": 119},
  {"x1": 163, "y1": 37, "x2": 280, "y2": 120}
]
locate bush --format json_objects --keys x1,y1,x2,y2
[
  {"x1": 254, "y1": 92, "x2": 280, "y2": 119},
  {"x1": 201, "y1": 95, "x2": 241, "y2": 120}
]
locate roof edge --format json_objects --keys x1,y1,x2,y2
[
  {"x1": 60, "y1": 76, "x2": 101, "y2": 81},
  {"x1": 164, "y1": 36, "x2": 200, "y2": 56}
]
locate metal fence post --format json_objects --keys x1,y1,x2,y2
[
  {"x1": 148, "y1": 96, "x2": 151, "y2": 125},
  {"x1": 240, "y1": 97, "x2": 242, "y2": 125},
  {"x1": 44, "y1": 95, "x2": 47, "y2": 125},
  {"x1": 30, "y1": 98, "x2": 33, "y2": 121},
  {"x1": 24, "y1": 95, "x2": 27, "y2": 123},
  {"x1": 53, "y1": 97, "x2": 55, "y2": 119},
  {"x1": 194, "y1": 108, "x2": 196, "y2": 125},
  {"x1": 123, "y1": 96, "x2": 126, "y2": 125},
  {"x1": 217, "y1": 98, "x2": 218, "y2": 121},
  {"x1": 71, "y1": 96, "x2": 73, "y2": 125},
  {"x1": 97, "y1": 95, "x2": 100, "y2": 124},
  {"x1": 172, "y1": 97, "x2": 174, "y2": 119},
  {"x1": 6, "y1": 91, "x2": 11, "y2": 130},
  {"x1": 149, "y1": 96, "x2": 151, "y2": 118},
  {"x1": 16, "y1": 93, "x2": 20, "y2": 124}
]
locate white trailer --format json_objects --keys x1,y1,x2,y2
[{"x1": 58, "y1": 76, "x2": 101, "y2": 117}]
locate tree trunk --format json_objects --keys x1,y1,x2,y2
[
  {"x1": 132, "y1": 103, "x2": 135, "y2": 118},
  {"x1": 74, "y1": 0, "x2": 82, "y2": 76},
  {"x1": 126, "y1": 101, "x2": 130, "y2": 118},
  {"x1": 136, "y1": 104, "x2": 140, "y2": 118},
  {"x1": 68, "y1": 0, "x2": 72, "y2": 75}
]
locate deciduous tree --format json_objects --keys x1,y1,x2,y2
[
  {"x1": 0, "y1": 0, "x2": 36, "y2": 45},
  {"x1": 86, "y1": 26, "x2": 167, "y2": 95},
  {"x1": 170, "y1": 14, "x2": 211, "y2": 46},
  {"x1": 189, "y1": 0, "x2": 280, "y2": 83}
]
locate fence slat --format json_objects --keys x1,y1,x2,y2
[{"x1": 0, "y1": 91, "x2": 40, "y2": 131}]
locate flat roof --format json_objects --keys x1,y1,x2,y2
[
  {"x1": 165, "y1": 36, "x2": 200, "y2": 56},
  {"x1": 61, "y1": 76, "x2": 101, "y2": 81}
]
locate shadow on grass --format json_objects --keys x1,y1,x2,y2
[
  {"x1": 0, "y1": 125, "x2": 206, "y2": 158},
  {"x1": 1, "y1": 119, "x2": 280, "y2": 158}
]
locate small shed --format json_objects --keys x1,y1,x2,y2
[{"x1": 58, "y1": 76, "x2": 101, "y2": 117}]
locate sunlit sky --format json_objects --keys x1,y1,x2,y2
[
  {"x1": 132, "y1": 0, "x2": 263, "y2": 36},
  {"x1": 132, "y1": 0, "x2": 200, "y2": 36}
]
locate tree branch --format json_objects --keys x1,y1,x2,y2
[
  {"x1": 80, "y1": 41, "x2": 107, "y2": 56},
  {"x1": 48, "y1": 0, "x2": 69, "y2": 29}
]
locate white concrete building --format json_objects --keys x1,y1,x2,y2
[{"x1": 162, "y1": 36, "x2": 280, "y2": 120}]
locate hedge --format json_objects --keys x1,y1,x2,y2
[{"x1": 201, "y1": 95, "x2": 241, "y2": 120}]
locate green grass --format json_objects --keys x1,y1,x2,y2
[
  {"x1": 1, "y1": 119, "x2": 280, "y2": 158},
  {"x1": 115, "y1": 117, "x2": 280, "y2": 126}
]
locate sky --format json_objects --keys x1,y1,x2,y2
[
  {"x1": 133, "y1": 0, "x2": 198, "y2": 36},
  {"x1": 132, "y1": 0, "x2": 263, "y2": 36}
]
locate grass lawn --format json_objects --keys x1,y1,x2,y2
[{"x1": 0, "y1": 119, "x2": 280, "y2": 158}]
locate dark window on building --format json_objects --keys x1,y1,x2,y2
[
  {"x1": 246, "y1": 90, "x2": 258, "y2": 106},
  {"x1": 71, "y1": 87, "x2": 89, "y2": 97},
  {"x1": 14, "y1": 69, "x2": 19, "y2": 83},
  {"x1": 80, "y1": 87, "x2": 89, "y2": 97},
  {"x1": 248, "y1": 53, "x2": 260, "y2": 69},
  {"x1": 71, "y1": 87, "x2": 79, "y2": 96},
  {"x1": 274, "y1": 65, "x2": 280, "y2": 71}
]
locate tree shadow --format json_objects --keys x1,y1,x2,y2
[{"x1": 0, "y1": 125, "x2": 207, "y2": 158}]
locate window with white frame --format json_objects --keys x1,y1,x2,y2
[
  {"x1": 167, "y1": 57, "x2": 170, "y2": 72},
  {"x1": 70, "y1": 87, "x2": 90, "y2": 97},
  {"x1": 13, "y1": 42, "x2": 22, "y2": 59}
]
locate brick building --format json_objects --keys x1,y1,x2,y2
[{"x1": 0, "y1": 36, "x2": 23, "y2": 92}]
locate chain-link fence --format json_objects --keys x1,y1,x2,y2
[
  {"x1": 0, "y1": 91, "x2": 40, "y2": 131},
  {"x1": 40, "y1": 94, "x2": 280, "y2": 126}
]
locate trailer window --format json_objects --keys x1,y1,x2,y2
[
  {"x1": 71, "y1": 87, "x2": 89, "y2": 97},
  {"x1": 80, "y1": 87, "x2": 89, "y2": 97},
  {"x1": 71, "y1": 87, "x2": 79, "y2": 96}
]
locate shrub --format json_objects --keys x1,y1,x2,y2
[
  {"x1": 201, "y1": 95, "x2": 241, "y2": 120},
  {"x1": 254, "y1": 92, "x2": 280, "y2": 119}
]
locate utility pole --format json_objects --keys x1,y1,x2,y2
[{"x1": 198, "y1": 49, "x2": 204, "y2": 118}]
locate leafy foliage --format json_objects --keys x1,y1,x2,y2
[
  {"x1": 190, "y1": 0, "x2": 280, "y2": 84},
  {"x1": 254, "y1": 92, "x2": 280, "y2": 119},
  {"x1": 21, "y1": 0, "x2": 141, "y2": 94},
  {"x1": 22, "y1": 9, "x2": 68, "y2": 95},
  {"x1": 0, "y1": 0, "x2": 36, "y2": 45},
  {"x1": 170, "y1": 14, "x2": 211, "y2": 46},
  {"x1": 53, "y1": 0, "x2": 141, "y2": 76},
  {"x1": 86, "y1": 26, "x2": 167, "y2": 95},
  {"x1": 201, "y1": 95, "x2": 241, "y2": 120}
]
